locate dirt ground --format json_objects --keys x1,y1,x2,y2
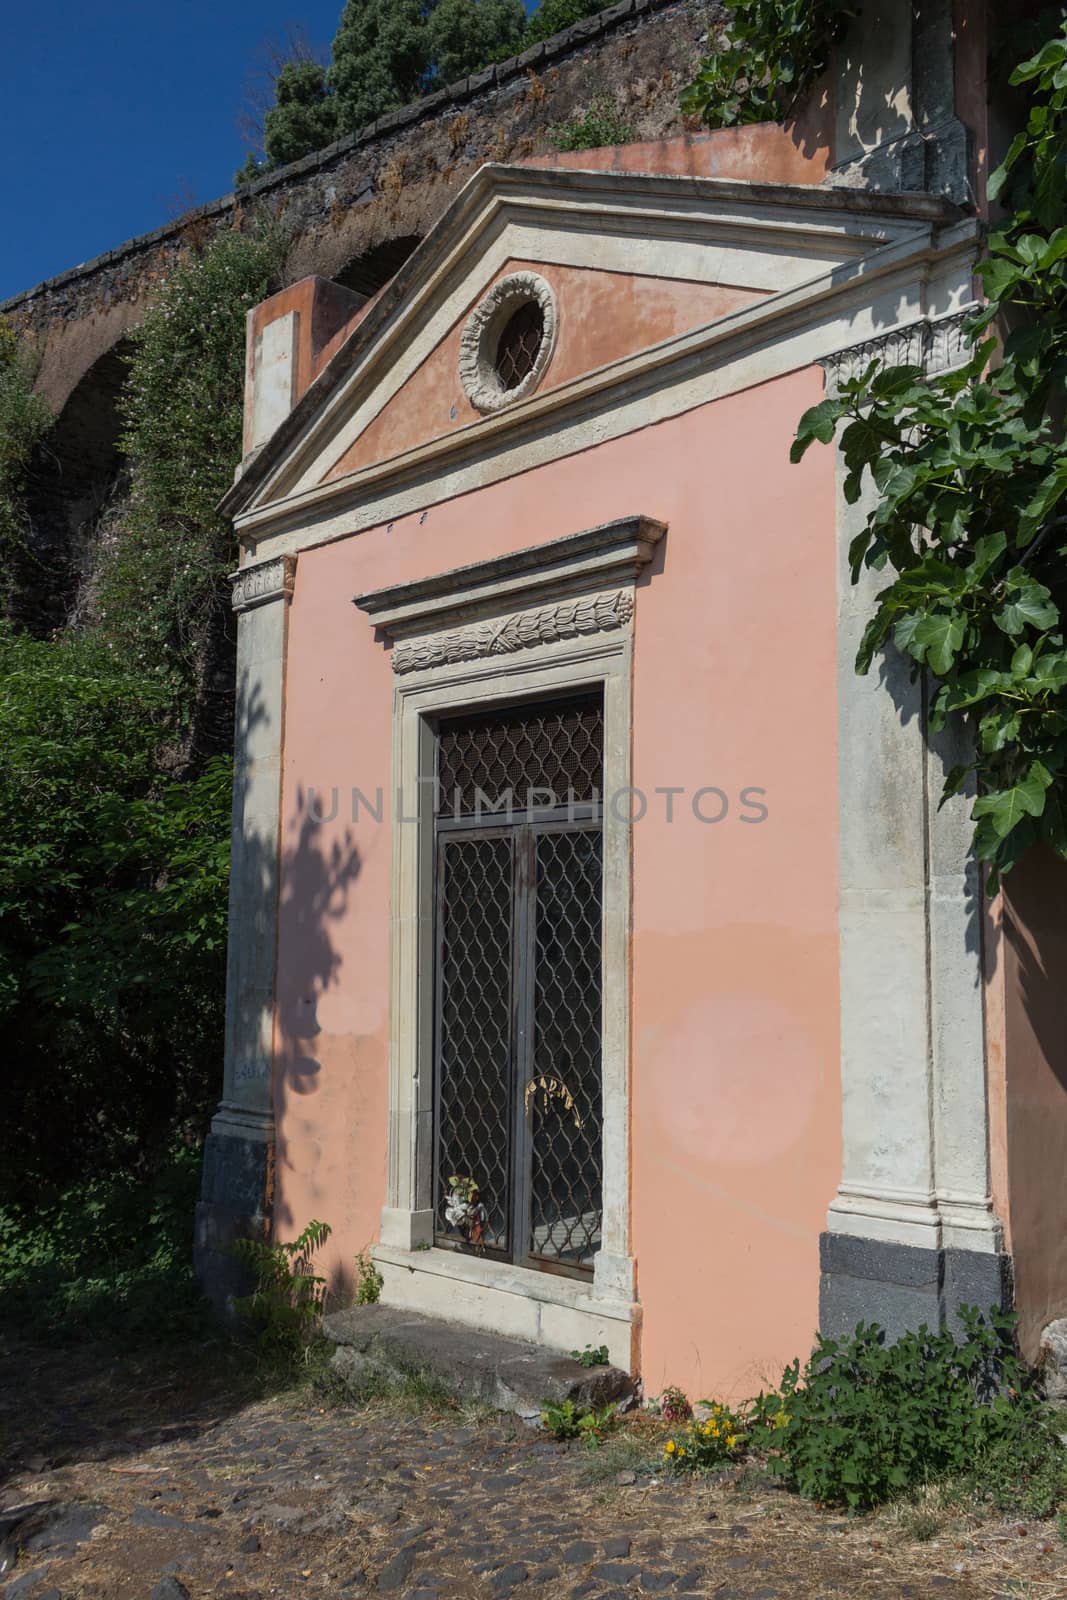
[{"x1": 1, "y1": 1333, "x2": 1065, "y2": 1600}]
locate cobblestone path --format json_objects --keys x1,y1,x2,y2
[{"x1": 1, "y1": 1338, "x2": 1065, "y2": 1600}]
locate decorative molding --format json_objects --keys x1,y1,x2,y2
[
  {"x1": 821, "y1": 308, "x2": 975, "y2": 390},
  {"x1": 230, "y1": 553, "x2": 297, "y2": 612},
  {"x1": 458, "y1": 270, "x2": 558, "y2": 414},
  {"x1": 926, "y1": 310, "x2": 972, "y2": 374},
  {"x1": 354, "y1": 515, "x2": 666, "y2": 640},
  {"x1": 392, "y1": 589, "x2": 633, "y2": 674}
]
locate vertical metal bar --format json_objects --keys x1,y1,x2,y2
[
  {"x1": 431, "y1": 833, "x2": 448, "y2": 1244},
  {"x1": 511, "y1": 823, "x2": 536, "y2": 1265}
]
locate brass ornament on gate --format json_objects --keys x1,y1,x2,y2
[{"x1": 523, "y1": 1073, "x2": 583, "y2": 1130}]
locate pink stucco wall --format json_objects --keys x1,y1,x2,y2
[{"x1": 273, "y1": 365, "x2": 839, "y2": 1396}]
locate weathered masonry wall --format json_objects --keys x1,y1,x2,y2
[{"x1": 2, "y1": 0, "x2": 709, "y2": 416}]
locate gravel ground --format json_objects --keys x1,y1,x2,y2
[{"x1": 1, "y1": 1335, "x2": 1066, "y2": 1600}]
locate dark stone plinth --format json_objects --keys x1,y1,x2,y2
[
  {"x1": 193, "y1": 1126, "x2": 273, "y2": 1315},
  {"x1": 819, "y1": 1232, "x2": 1013, "y2": 1341}
]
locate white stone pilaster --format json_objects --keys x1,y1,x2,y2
[
  {"x1": 825, "y1": 312, "x2": 1000, "y2": 1257},
  {"x1": 211, "y1": 553, "x2": 296, "y2": 1148}
]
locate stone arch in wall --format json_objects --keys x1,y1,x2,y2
[
  {"x1": 15, "y1": 339, "x2": 133, "y2": 635},
  {"x1": 333, "y1": 235, "x2": 422, "y2": 298}
]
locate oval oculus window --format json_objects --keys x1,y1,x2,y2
[{"x1": 458, "y1": 272, "x2": 557, "y2": 413}]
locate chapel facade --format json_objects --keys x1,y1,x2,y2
[{"x1": 196, "y1": 0, "x2": 1067, "y2": 1396}]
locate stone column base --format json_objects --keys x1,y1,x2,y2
[
  {"x1": 194, "y1": 1114, "x2": 275, "y2": 1316},
  {"x1": 819, "y1": 1233, "x2": 1014, "y2": 1341}
]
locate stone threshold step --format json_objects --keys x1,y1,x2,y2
[{"x1": 321, "y1": 1304, "x2": 635, "y2": 1423}]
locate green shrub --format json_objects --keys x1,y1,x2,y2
[
  {"x1": 0, "y1": 1147, "x2": 209, "y2": 1343},
  {"x1": 232, "y1": 1219, "x2": 333, "y2": 1356},
  {"x1": 552, "y1": 96, "x2": 634, "y2": 152},
  {"x1": 522, "y1": 0, "x2": 604, "y2": 47},
  {"x1": 570, "y1": 1343, "x2": 609, "y2": 1368},
  {"x1": 761, "y1": 1308, "x2": 1063, "y2": 1511},
  {"x1": 0, "y1": 625, "x2": 231, "y2": 1198},
  {"x1": 681, "y1": 0, "x2": 855, "y2": 129}
]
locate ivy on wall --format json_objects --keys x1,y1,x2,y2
[
  {"x1": 792, "y1": 20, "x2": 1067, "y2": 886},
  {"x1": 91, "y1": 222, "x2": 286, "y2": 699},
  {"x1": 0, "y1": 321, "x2": 53, "y2": 596},
  {"x1": 680, "y1": 0, "x2": 854, "y2": 128}
]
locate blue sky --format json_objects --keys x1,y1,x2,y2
[{"x1": 1, "y1": 2, "x2": 359, "y2": 300}]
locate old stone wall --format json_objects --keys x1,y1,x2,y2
[
  {"x1": 2, "y1": 0, "x2": 713, "y2": 417},
  {"x1": 0, "y1": 0, "x2": 711, "y2": 639}
]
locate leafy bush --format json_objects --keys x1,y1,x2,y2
[
  {"x1": 522, "y1": 0, "x2": 605, "y2": 47},
  {"x1": 651, "y1": 1384, "x2": 692, "y2": 1422},
  {"x1": 570, "y1": 1343, "x2": 609, "y2": 1368},
  {"x1": 761, "y1": 1308, "x2": 1063, "y2": 1511},
  {"x1": 0, "y1": 1147, "x2": 209, "y2": 1343},
  {"x1": 0, "y1": 625, "x2": 232, "y2": 1198},
  {"x1": 553, "y1": 96, "x2": 634, "y2": 152},
  {"x1": 232, "y1": 1219, "x2": 333, "y2": 1356}
]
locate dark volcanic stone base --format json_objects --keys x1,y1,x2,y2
[
  {"x1": 819, "y1": 1232, "x2": 1013, "y2": 1340},
  {"x1": 194, "y1": 1127, "x2": 274, "y2": 1315}
]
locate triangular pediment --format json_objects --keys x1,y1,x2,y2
[{"x1": 224, "y1": 162, "x2": 958, "y2": 531}]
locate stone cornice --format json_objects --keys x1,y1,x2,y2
[
  {"x1": 230, "y1": 554, "x2": 297, "y2": 612},
  {"x1": 353, "y1": 515, "x2": 665, "y2": 643}
]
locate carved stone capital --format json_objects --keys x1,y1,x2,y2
[
  {"x1": 392, "y1": 588, "x2": 634, "y2": 674},
  {"x1": 230, "y1": 554, "x2": 297, "y2": 613},
  {"x1": 821, "y1": 309, "x2": 974, "y2": 392}
]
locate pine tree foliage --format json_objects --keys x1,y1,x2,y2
[
  {"x1": 264, "y1": 60, "x2": 340, "y2": 168},
  {"x1": 327, "y1": 0, "x2": 434, "y2": 131},
  {"x1": 427, "y1": 0, "x2": 527, "y2": 85},
  {"x1": 242, "y1": 0, "x2": 602, "y2": 174}
]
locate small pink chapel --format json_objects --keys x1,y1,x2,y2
[{"x1": 196, "y1": 3, "x2": 1067, "y2": 1399}]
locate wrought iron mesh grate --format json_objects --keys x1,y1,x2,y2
[
  {"x1": 436, "y1": 834, "x2": 513, "y2": 1252},
  {"x1": 528, "y1": 829, "x2": 603, "y2": 1266},
  {"x1": 437, "y1": 696, "x2": 603, "y2": 816},
  {"x1": 494, "y1": 301, "x2": 545, "y2": 390}
]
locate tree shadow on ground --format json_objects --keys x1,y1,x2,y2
[{"x1": 0, "y1": 1328, "x2": 268, "y2": 1489}]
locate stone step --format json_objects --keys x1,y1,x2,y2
[{"x1": 321, "y1": 1304, "x2": 635, "y2": 1423}]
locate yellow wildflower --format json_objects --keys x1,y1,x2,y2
[
  {"x1": 726, "y1": 1434, "x2": 738, "y2": 1449},
  {"x1": 664, "y1": 1439, "x2": 676, "y2": 1454}
]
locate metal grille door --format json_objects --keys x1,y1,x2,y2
[{"x1": 433, "y1": 694, "x2": 604, "y2": 1275}]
